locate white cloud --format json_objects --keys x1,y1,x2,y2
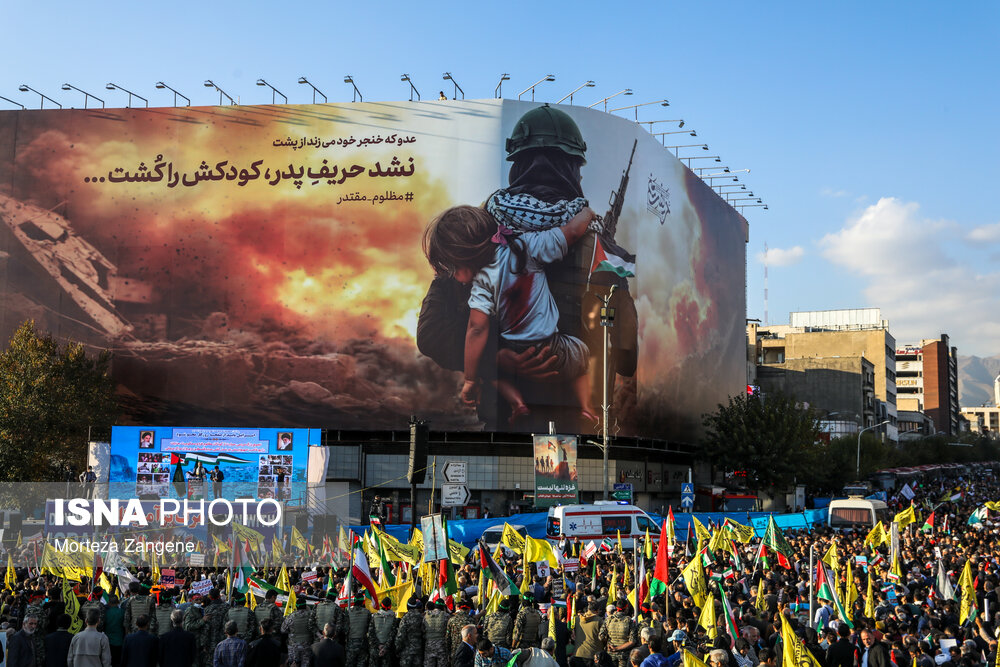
[
  {"x1": 757, "y1": 245, "x2": 804, "y2": 267},
  {"x1": 820, "y1": 197, "x2": 1000, "y2": 355},
  {"x1": 968, "y1": 221, "x2": 1000, "y2": 243},
  {"x1": 820, "y1": 187, "x2": 849, "y2": 198}
]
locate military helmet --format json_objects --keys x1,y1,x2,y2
[{"x1": 505, "y1": 104, "x2": 587, "y2": 164}]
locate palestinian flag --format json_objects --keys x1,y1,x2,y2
[
  {"x1": 479, "y1": 539, "x2": 516, "y2": 596},
  {"x1": 650, "y1": 519, "x2": 670, "y2": 597},
  {"x1": 762, "y1": 517, "x2": 793, "y2": 568},
  {"x1": 921, "y1": 511, "x2": 935, "y2": 533},
  {"x1": 816, "y1": 562, "x2": 853, "y2": 628},
  {"x1": 589, "y1": 236, "x2": 636, "y2": 278},
  {"x1": 718, "y1": 583, "x2": 740, "y2": 646},
  {"x1": 231, "y1": 538, "x2": 253, "y2": 594}
]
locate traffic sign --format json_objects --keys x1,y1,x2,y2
[
  {"x1": 441, "y1": 483, "x2": 471, "y2": 506},
  {"x1": 681, "y1": 482, "x2": 695, "y2": 508},
  {"x1": 443, "y1": 460, "x2": 467, "y2": 484},
  {"x1": 612, "y1": 482, "x2": 633, "y2": 502}
]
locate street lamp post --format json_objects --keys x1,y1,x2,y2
[
  {"x1": 61, "y1": 84, "x2": 104, "y2": 109},
  {"x1": 18, "y1": 85, "x2": 62, "y2": 109},
  {"x1": 600, "y1": 285, "x2": 617, "y2": 500},
  {"x1": 857, "y1": 420, "x2": 891, "y2": 477},
  {"x1": 105, "y1": 83, "x2": 147, "y2": 108},
  {"x1": 256, "y1": 79, "x2": 287, "y2": 104},
  {"x1": 155, "y1": 82, "x2": 190, "y2": 107},
  {"x1": 344, "y1": 75, "x2": 362, "y2": 102},
  {"x1": 442, "y1": 73, "x2": 464, "y2": 100},
  {"x1": 297, "y1": 77, "x2": 327, "y2": 104},
  {"x1": 587, "y1": 89, "x2": 632, "y2": 112},
  {"x1": 555, "y1": 80, "x2": 595, "y2": 105},
  {"x1": 518, "y1": 75, "x2": 556, "y2": 101}
]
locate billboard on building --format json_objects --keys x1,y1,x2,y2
[
  {"x1": 533, "y1": 434, "x2": 579, "y2": 507},
  {"x1": 0, "y1": 100, "x2": 746, "y2": 442},
  {"x1": 108, "y1": 426, "x2": 314, "y2": 500}
]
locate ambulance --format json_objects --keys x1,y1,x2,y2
[{"x1": 545, "y1": 502, "x2": 660, "y2": 549}]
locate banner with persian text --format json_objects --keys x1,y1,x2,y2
[{"x1": 533, "y1": 434, "x2": 579, "y2": 507}]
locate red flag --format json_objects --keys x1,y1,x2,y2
[{"x1": 650, "y1": 520, "x2": 670, "y2": 597}]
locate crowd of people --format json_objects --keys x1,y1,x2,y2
[{"x1": 2, "y1": 467, "x2": 999, "y2": 667}]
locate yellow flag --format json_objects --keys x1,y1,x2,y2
[
  {"x1": 864, "y1": 522, "x2": 886, "y2": 548},
  {"x1": 893, "y1": 505, "x2": 916, "y2": 528},
  {"x1": 681, "y1": 556, "x2": 707, "y2": 608},
  {"x1": 608, "y1": 565, "x2": 618, "y2": 601},
  {"x1": 781, "y1": 611, "x2": 823, "y2": 667},
  {"x1": 501, "y1": 523, "x2": 526, "y2": 554},
  {"x1": 213, "y1": 534, "x2": 231, "y2": 553},
  {"x1": 865, "y1": 571, "x2": 875, "y2": 619},
  {"x1": 845, "y1": 564, "x2": 857, "y2": 622},
  {"x1": 5, "y1": 554, "x2": 15, "y2": 591},
  {"x1": 284, "y1": 588, "x2": 296, "y2": 617},
  {"x1": 684, "y1": 650, "x2": 711, "y2": 667},
  {"x1": 63, "y1": 576, "x2": 83, "y2": 634},
  {"x1": 697, "y1": 591, "x2": 717, "y2": 640},
  {"x1": 548, "y1": 605, "x2": 558, "y2": 642},
  {"x1": 247, "y1": 589, "x2": 256, "y2": 610},
  {"x1": 233, "y1": 523, "x2": 266, "y2": 550},
  {"x1": 225, "y1": 569, "x2": 231, "y2": 596},
  {"x1": 520, "y1": 552, "x2": 531, "y2": 594},
  {"x1": 291, "y1": 526, "x2": 310, "y2": 553},
  {"x1": 380, "y1": 579, "x2": 414, "y2": 617},
  {"x1": 645, "y1": 528, "x2": 653, "y2": 560},
  {"x1": 448, "y1": 539, "x2": 470, "y2": 566},
  {"x1": 755, "y1": 580, "x2": 766, "y2": 613},
  {"x1": 277, "y1": 566, "x2": 291, "y2": 593},
  {"x1": 724, "y1": 519, "x2": 755, "y2": 544},
  {"x1": 524, "y1": 536, "x2": 559, "y2": 568},
  {"x1": 98, "y1": 572, "x2": 113, "y2": 597},
  {"x1": 617, "y1": 530, "x2": 623, "y2": 553},
  {"x1": 958, "y1": 560, "x2": 977, "y2": 624},
  {"x1": 821, "y1": 542, "x2": 839, "y2": 572},
  {"x1": 272, "y1": 536, "x2": 286, "y2": 560},
  {"x1": 692, "y1": 517, "x2": 711, "y2": 552},
  {"x1": 16, "y1": 532, "x2": 22, "y2": 548}
]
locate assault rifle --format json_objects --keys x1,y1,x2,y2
[{"x1": 602, "y1": 138, "x2": 638, "y2": 240}]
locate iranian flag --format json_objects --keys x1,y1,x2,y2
[
  {"x1": 351, "y1": 543, "x2": 380, "y2": 603},
  {"x1": 921, "y1": 511, "x2": 935, "y2": 533},
  {"x1": 650, "y1": 519, "x2": 670, "y2": 597},
  {"x1": 816, "y1": 562, "x2": 853, "y2": 628},
  {"x1": 589, "y1": 236, "x2": 636, "y2": 278},
  {"x1": 718, "y1": 583, "x2": 740, "y2": 646}
]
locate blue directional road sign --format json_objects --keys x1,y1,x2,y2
[{"x1": 680, "y1": 483, "x2": 695, "y2": 508}]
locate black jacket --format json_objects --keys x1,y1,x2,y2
[
  {"x1": 827, "y1": 638, "x2": 858, "y2": 667},
  {"x1": 864, "y1": 641, "x2": 892, "y2": 667},
  {"x1": 311, "y1": 638, "x2": 345, "y2": 667},
  {"x1": 247, "y1": 636, "x2": 282, "y2": 667},
  {"x1": 45, "y1": 629, "x2": 74, "y2": 667},
  {"x1": 121, "y1": 630, "x2": 159, "y2": 667},
  {"x1": 453, "y1": 641, "x2": 476, "y2": 667},
  {"x1": 159, "y1": 628, "x2": 198, "y2": 667},
  {"x1": 7, "y1": 630, "x2": 35, "y2": 667}
]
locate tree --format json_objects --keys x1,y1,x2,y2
[
  {"x1": 0, "y1": 321, "x2": 118, "y2": 482},
  {"x1": 700, "y1": 392, "x2": 821, "y2": 498}
]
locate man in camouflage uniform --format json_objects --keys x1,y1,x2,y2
[
  {"x1": 79, "y1": 586, "x2": 106, "y2": 632},
  {"x1": 446, "y1": 594, "x2": 475, "y2": 660},
  {"x1": 423, "y1": 599, "x2": 450, "y2": 667},
  {"x1": 368, "y1": 597, "x2": 398, "y2": 667},
  {"x1": 153, "y1": 588, "x2": 176, "y2": 637},
  {"x1": 346, "y1": 593, "x2": 372, "y2": 667},
  {"x1": 200, "y1": 588, "x2": 229, "y2": 667},
  {"x1": 123, "y1": 582, "x2": 158, "y2": 634},
  {"x1": 394, "y1": 597, "x2": 424, "y2": 667},
  {"x1": 225, "y1": 592, "x2": 260, "y2": 643},
  {"x1": 282, "y1": 596, "x2": 318, "y2": 667},
  {"x1": 254, "y1": 589, "x2": 284, "y2": 639},
  {"x1": 24, "y1": 592, "x2": 48, "y2": 667},
  {"x1": 482, "y1": 598, "x2": 514, "y2": 650},
  {"x1": 183, "y1": 594, "x2": 206, "y2": 658},
  {"x1": 313, "y1": 587, "x2": 349, "y2": 645},
  {"x1": 599, "y1": 599, "x2": 639, "y2": 667},
  {"x1": 512, "y1": 593, "x2": 542, "y2": 650}
]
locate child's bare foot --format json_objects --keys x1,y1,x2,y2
[{"x1": 509, "y1": 404, "x2": 530, "y2": 425}]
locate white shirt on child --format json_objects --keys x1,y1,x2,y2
[{"x1": 467, "y1": 227, "x2": 568, "y2": 343}]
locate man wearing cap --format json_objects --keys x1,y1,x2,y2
[
  {"x1": 314, "y1": 586, "x2": 348, "y2": 645},
  {"x1": 601, "y1": 599, "x2": 639, "y2": 667},
  {"x1": 663, "y1": 630, "x2": 687, "y2": 667},
  {"x1": 282, "y1": 596, "x2": 318, "y2": 667},
  {"x1": 225, "y1": 592, "x2": 259, "y2": 643},
  {"x1": 447, "y1": 594, "x2": 475, "y2": 660},
  {"x1": 513, "y1": 593, "x2": 543, "y2": 651},
  {"x1": 368, "y1": 598, "x2": 398, "y2": 667},
  {"x1": 424, "y1": 599, "x2": 451, "y2": 667},
  {"x1": 346, "y1": 594, "x2": 372, "y2": 667},
  {"x1": 483, "y1": 598, "x2": 514, "y2": 650},
  {"x1": 394, "y1": 598, "x2": 424, "y2": 667}
]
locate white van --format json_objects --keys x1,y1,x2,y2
[
  {"x1": 827, "y1": 497, "x2": 889, "y2": 531},
  {"x1": 545, "y1": 502, "x2": 660, "y2": 549}
]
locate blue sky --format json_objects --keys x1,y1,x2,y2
[{"x1": 4, "y1": 0, "x2": 999, "y2": 355}]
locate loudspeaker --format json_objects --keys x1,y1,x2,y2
[{"x1": 408, "y1": 417, "x2": 428, "y2": 485}]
